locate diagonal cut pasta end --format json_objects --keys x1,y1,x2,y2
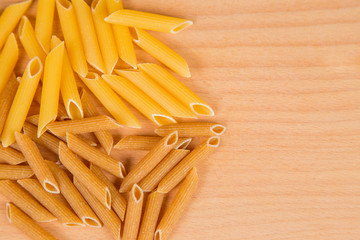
[
  {"x1": 154, "y1": 230, "x2": 162, "y2": 240},
  {"x1": 152, "y1": 114, "x2": 177, "y2": 126},
  {"x1": 190, "y1": 103, "x2": 215, "y2": 116},
  {"x1": 171, "y1": 20, "x2": 193, "y2": 34},
  {"x1": 175, "y1": 138, "x2": 192, "y2": 149},
  {"x1": 82, "y1": 216, "x2": 102, "y2": 228},
  {"x1": 207, "y1": 136, "x2": 220, "y2": 148},
  {"x1": 210, "y1": 124, "x2": 226, "y2": 136},
  {"x1": 164, "y1": 131, "x2": 178, "y2": 147},
  {"x1": 132, "y1": 184, "x2": 144, "y2": 204},
  {"x1": 43, "y1": 180, "x2": 60, "y2": 194},
  {"x1": 67, "y1": 99, "x2": 84, "y2": 120}
]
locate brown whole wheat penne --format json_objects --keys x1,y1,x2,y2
[
  {"x1": 66, "y1": 132, "x2": 125, "y2": 178},
  {"x1": 155, "y1": 122, "x2": 226, "y2": 137},
  {"x1": 155, "y1": 168, "x2": 198, "y2": 240},
  {"x1": 114, "y1": 136, "x2": 191, "y2": 151},
  {"x1": 0, "y1": 145, "x2": 25, "y2": 165},
  {"x1": 46, "y1": 161, "x2": 102, "y2": 227},
  {"x1": 0, "y1": 74, "x2": 18, "y2": 135},
  {"x1": 15, "y1": 132, "x2": 60, "y2": 194},
  {"x1": 120, "y1": 131, "x2": 178, "y2": 192},
  {"x1": 138, "y1": 190, "x2": 164, "y2": 240},
  {"x1": 90, "y1": 164, "x2": 126, "y2": 221},
  {"x1": 138, "y1": 149, "x2": 189, "y2": 192},
  {"x1": 74, "y1": 178, "x2": 121, "y2": 240},
  {"x1": 122, "y1": 184, "x2": 144, "y2": 240},
  {"x1": 0, "y1": 180, "x2": 56, "y2": 222},
  {"x1": 6, "y1": 203, "x2": 57, "y2": 240},
  {"x1": 0, "y1": 164, "x2": 34, "y2": 180},
  {"x1": 59, "y1": 142, "x2": 111, "y2": 209},
  {"x1": 157, "y1": 136, "x2": 220, "y2": 193}
]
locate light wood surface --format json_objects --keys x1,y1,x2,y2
[{"x1": 1, "y1": 0, "x2": 360, "y2": 239}]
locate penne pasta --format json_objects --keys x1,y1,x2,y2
[
  {"x1": 0, "y1": 0, "x2": 32, "y2": 50},
  {"x1": 115, "y1": 69, "x2": 195, "y2": 118},
  {"x1": 122, "y1": 184, "x2": 144, "y2": 240},
  {"x1": 35, "y1": 0, "x2": 56, "y2": 52},
  {"x1": 132, "y1": 28, "x2": 190, "y2": 78},
  {"x1": 59, "y1": 142, "x2": 111, "y2": 209},
  {"x1": 56, "y1": 0, "x2": 88, "y2": 77},
  {"x1": 138, "y1": 149, "x2": 189, "y2": 192},
  {"x1": 38, "y1": 42, "x2": 65, "y2": 137},
  {"x1": 17, "y1": 178, "x2": 84, "y2": 226},
  {"x1": 155, "y1": 168, "x2": 198, "y2": 240},
  {"x1": 46, "y1": 161, "x2": 102, "y2": 227},
  {"x1": 0, "y1": 34, "x2": 18, "y2": 96},
  {"x1": 74, "y1": 178, "x2": 121, "y2": 240},
  {"x1": 0, "y1": 145, "x2": 25, "y2": 165},
  {"x1": 139, "y1": 63, "x2": 214, "y2": 116},
  {"x1": 91, "y1": 0, "x2": 118, "y2": 74},
  {"x1": 0, "y1": 75, "x2": 18, "y2": 136},
  {"x1": 158, "y1": 136, "x2": 220, "y2": 193},
  {"x1": 138, "y1": 190, "x2": 164, "y2": 240},
  {"x1": 102, "y1": 74, "x2": 176, "y2": 126},
  {"x1": 0, "y1": 164, "x2": 34, "y2": 180},
  {"x1": 0, "y1": 180, "x2": 56, "y2": 222},
  {"x1": 79, "y1": 72, "x2": 140, "y2": 128},
  {"x1": 90, "y1": 164, "x2": 126, "y2": 221},
  {"x1": 120, "y1": 131, "x2": 178, "y2": 193},
  {"x1": 6, "y1": 203, "x2": 57, "y2": 240},
  {"x1": 114, "y1": 136, "x2": 191, "y2": 151},
  {"x1": 14, "y1": 132, "x2": 59, "y2": 194},
  {"x1": 72, "y1": 0, "x2": 105, "y2": 72},
  {"x1": 1, "y1": 57, "x2": 43, "y2": 147},
  {"x1": 66, "y1": 133, "x2": 125, "y2": 179},
  {"x1": 155, "y1": 122, "x2": 226, "y2": 137},
  {"x1": 105, "y1": 9, "x2": 192, "y2": 34}
]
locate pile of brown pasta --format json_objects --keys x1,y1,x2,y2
[{"x1": 0, "y1": 0, "x2": 226, "y2": 239}]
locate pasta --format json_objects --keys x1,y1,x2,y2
[
  {"x1": 66, "y1": 133, "x2": 126, "y2": 179},
  {"x1": 105, "y1": 9, "x2": 192, "y2": 34},
  {"x1": 79, "y1": 72, "x2": 140, "y2": 128},
  {"x1": 1, "y1": 57, "x2": 43, "y2": 147},
  {"x1": 72, "y1": 0, "x2": 105, "y2": 72},
  {"x1": 138, "y1": 63, "x2": 214, "y2": 116},
  {"x1": 132, "y1": 28, "x2": 190, "y2": 78},
  {"x1": 35, "y1": 0, "x2": 56, "y2": 52},
  {"x1": 122, "y1": 184, "x2": 144, "y2": 240},
  {"x1": 0, "y1": 75, "x2": 18, "y2": 136},
  {"x1": 91, "y1": 0, "x2": 118, "y2": 74},
  {"x1": 114, "y1": 136, "x2": 191, "y2": 151},
  {"x1": 0, "y1": 180, "x2": 56, "y2": 222},
  {"x1": 155, "y1": 168, "x2": 198, "y2": 240},
  {"x1": 115, "y1": 69, "x2": 195, "y2": 118},
  {"x1": 56, "y1": 0, "x2": 88, "y2": 77},
  {"x1": 6, "y1": 203, "x2": 57, "y2": 240},
  {"x1": 38, "y1": 42, "x2": 65, "y2": 137},
  {"x1": 14, "y1": 132, "x2": 60, "y2": 194},
  {"x1": 157, "y1": 136, "x2": 220, "y2": 193},
  {"x1": 17, "y1": 178, "x2": 84, "y2": 226},
  {"x1": 155, "y1": 122, "x2": 226, "y2": 137},
  {"x1": 90, "y1": 164, "x2": 126, "y2": 221},
  {"x1": 0, "y1": 0, "x2": 32, "y2": 50},
  {"x1": 0, "y1": 164, "x2": 33, "y2": 180},
  {"x1": 74, "y1": 178, "x2": 121, "y2": 240},
  {"x1": 138, "y1": 190, "x2": 164, "y2": 240},
  {"x1": 46, "y1": 161, "x2": 101, "y2": 227},
  {"x1": 120, "y1": 131, "x2": 178, "y2": 193},
  {"x1": 58, "y1": 142, "x2": 111, "y2": 209},
  {"x1": 0, "y1": 34, "x2": 18, "y2": 96},
  {"x1": 0, "y1": 145, "x2": 25, "y2": 165},
  {"x1": 102, "y1": 74, "x2": 176, "y2": 125}
]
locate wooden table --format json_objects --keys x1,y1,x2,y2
[{"x1": 1, "y1": 0, "x2": 360, "y2": 239}]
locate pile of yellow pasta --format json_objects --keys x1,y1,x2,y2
[{"x1": 0, "y1": 0, "x2": 226, "y2": 239}]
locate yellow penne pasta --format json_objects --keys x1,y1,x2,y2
[
  {"x1": 1, "y1": 57, "x2": 43, "y2": 147},
  {"x1": 6, "y1": 203, "x2": 57, "y2": 240},
  {"x1": 132, "y1": 28, "x2": 190, "y2": 77},
  {"x1": 0, "y1": 180, "x2": 56, "y2": 222},
  {"x1": 114, "y1": 136, "x2": 191, "y2": 151},
  {"x1": 0, "y1": 145, "x2": 25, "y2": 165},
  {"x1": 139, "y1": 63, "x2": 214, "y2": 116},
  {"x1": 0, "y1": 164, "x2": 34, "y2": 180},
  {"x1": 0, "y1": 34, "x2": 18, "y2": 96},
  {"x1": 18, "y1": 178, "x2": 84, "y2": 226},
  {"x1": 120, "y1": 131, "x2": 178, "y2": 193},
  {"x1": 155, "y1": 122, "x2": 226, "y2": 137},
  {"x1": 46, "y1": 161, "x2": 102, "y2": 227},
  {"x1": 66, "y1": 133, "x2": 125, "y2": 179},
  {"x1": 14, "y1": 132, "x2": 59, "y2": 194},
  {"x1": 102, "y1": 74, "x2": 176, "y2": 125},
  {"x1": 158, "y1": 136, "x2": 220, "y2": 193},
  {"x1": 0, "y1": 0, "x2": 32, "y2": 50},
  {"x1": 0, "y1": 75, "x2": 18, "y2": 136},
  {"x1": 155, "y1": 168, "x2": 198, "y2": 240},
  {"x1": 105, "y1": 9, "x2": 192, "y2": 34},
  {"x1": 35, "y1": 0, "x2": 56, "y2": 52},
  {"x1": 138, "y1": 190, "x2": 165, "y2": 240},
  {"x1": 56, "y1": 0, "x2": 88, "y2": 77},
  {"x1": 79, "y1": 72, "x2": 140, "y2": 128},
  {"x1": 138, "y1": 149, "x2": 189, "y2": 192},
  {"x1": 74, "y1": 178, "x2": 121, "y2": 240},
  {"x1": 90, "y1": 164, "x2": 126, "y2": 221},
  {"x1": 122, "y1": 184, "x2": 144, "y2": 240},
  {"x1": 59, "y1": 142, "x2": 111, "y2": 209},
  {"x1": 91, "y1": 0, "x2": 118, "y2": 74},
  {"x1": 38, "y1": 42, "x2": 65, "y2": 137}
]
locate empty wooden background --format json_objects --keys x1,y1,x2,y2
[{"x1": 1, "y1": 0, "x2": 360, "y2": 239}]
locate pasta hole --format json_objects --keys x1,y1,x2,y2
[
  {"x1": 165, "y1": 132, "x2": 178, "y2": 146},
  {"x1": 190, "y1": 103, "x2": 214, "y2": 116},
  {"x1": 129, "y1": 28, "x2": 139, "y2": 41},
  {"x1": 68, "y1": 101, "x2": 83, "y2": 120},
  {"x1": 105, "y1": 188, "x2": 111, "y2": 209},
  {"x1": 207, "y1": 136, "x2": 220, "y2": 147},
  {"x1": 119, "y1": 164, "x2": 126, "y2": 179},
  {"x1": 84, "y1": 72, "x2": 98, "y2": 80},
  {"x1": 57, "y1": 0, "x2": 71, "y2": 9},
  {"x1": 83, "y1": 217, "x2": 101, "y2": 227},
  {"x1": 6, "y1": 203, "x2": 11, "y2": 222},
  {"x1": 18, "y1": 17, "x2": 26, "y2": 36},
  {"x1": 28, "y1": 58, "x2": 42, "y2": 77},
  {"x1": 132, "y1": 184, "x2": 143, "y2": 202},
  {"x1": 176, "y1": 139, "x2": 192, "y2": 149},
  {"x1": 152, "y1": 115, "x2": 176, "y2": 126},
  {"x1": 154, "y1": 230, "x2": 161, "y2": 240},
  {"x1": 65, "y1": 223, "x2": 81, "y2": 227},
  {"x1": 211, "y1": 124, "x2": 226, "y2": 135},
  {"x1": 44, "y1": 181, "x2": 59, "y2": 194},
  {"x1": 171, "y1": 21, "x2": 193, "y2": 33},
  {"x1": 91, "y1": 0, "x2": 100, "y2": 10}
]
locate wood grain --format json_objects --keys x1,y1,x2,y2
[{"x1": 1, "y1": 0, "x2": 360, "y2": 239}]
